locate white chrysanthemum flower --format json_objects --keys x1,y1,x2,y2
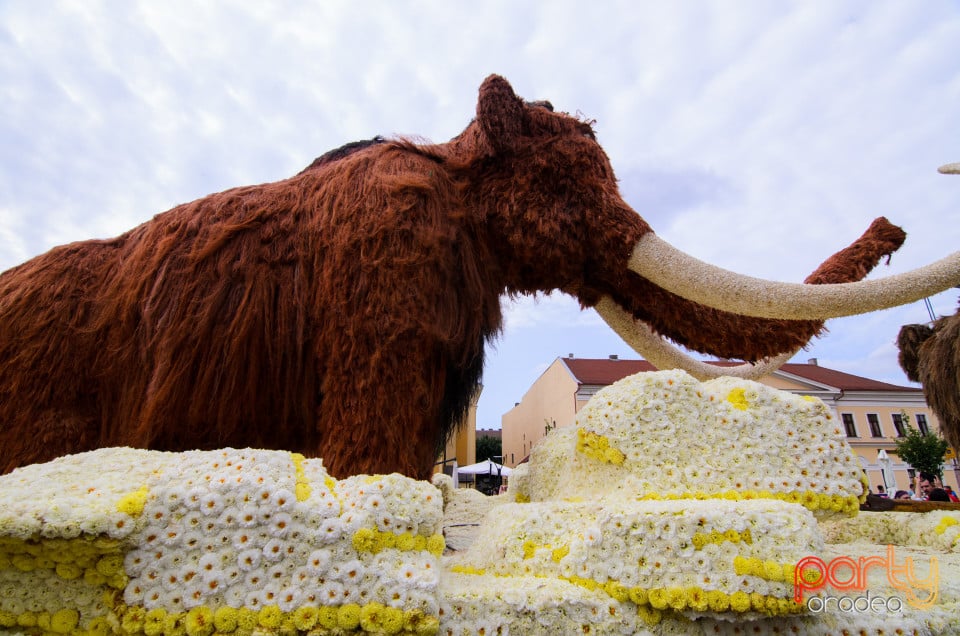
[
  {"x1": 319, "y1": 580, "x2": 345, "y2": 604},
  {"x1": 236, "y1": 548, "x2": 261, "y2": 572},
  {"x1": 271, "y1": 488, "x2": 296, "y2": 511},
  {"x1": 385, "y1": 587, "x2": 410, "y2": 608},
  {"x1": 217, "y1": 508, "x2": 239, "y2": 528},
  {"x1": 235, "y1": 503, "x2": 260, "y2": 528},
  {"x1": 305, "y1": 548, "x2": 332, "y2": 574},
  {"x1": 340, "y1": 584, "x2": 360, "y2": 604},
  {"x1": 243, "y1": 588, "x2": 265, "y2": 609},
  {"x1": 318, "y1": 497, "x2": 340, "y2": 517},
  {"x1": 124, "y1": 548, "x2": 152, "y2": 575},
  {"x1": 582, "y1": 525, "x2": 602, "y2": 546},
  {"x1": 198, "y1": 491, "x2": 224, "y2": 516},
  {"x1": 604, "y1": 559, "x2": 624, "y2": 581},
  {"x1": 376, "y1": 511, "x2": 396, "y2": 533},
  {"x1": 260, "y1": 582, "x2": 282, "y2": 605},
  {"x1": 124, "y1": 580, "x2": 146, "y2": 605},
  {"x1": 269, "y1": 511, "x2": 293, "y2": 538},
  {"x1": 182, "y1": 582, "x2": 207, "y2": 609},
  {"x1": 276, "y1": 586, "x2": 303, "y2": 612},
  {"x1": 196, "y1": 551, "x2": 219, "y2": 574},
  {"x1": 254, "y1": 486, "x2": 274, "y2": 507},
  {"x1": 365, "y1": 493, "x2": 385, "y2": 512},
  {"x1": 264, "y1": 563, "x2": 287, "y2": 585},
  {"x1": 223, "y1": 585, "x2": 246, "y2": 608},
  {"x1": 331, "y1": 558, "x2": 365, "y2": 583},
  {"x1": 159, "y1": 485, "x2": 187, "y2": 510},
  {"x1": 184, "y1": 486, "x2": 206, "y2": 510},
  {"x1": 261, "y1": 537, "x2": 286, "y2": 562},
  {"x1": 142, "y1": 585, "x2": 164, "y2": 607}
]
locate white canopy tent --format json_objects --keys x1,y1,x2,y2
[{"x1": 455, "y1": 459, "x2": 513, "y2": 477}]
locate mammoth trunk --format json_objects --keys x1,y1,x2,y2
[{"x1": 596, "y1": 217, "x2": 907, "y2": 364}]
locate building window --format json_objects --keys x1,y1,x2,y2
[
  {"x1": 867, "y1": 414, "x2": 882, "y2": 437},
  {"x1": 841, "y1": 413, "x2": 858, "y2": 437},
  {"x1": 891, "y1": 413, "x2": 906, "y2": 437},
  {"x1": 916, "y1": 414, "x2": 930, "y2": 435}
]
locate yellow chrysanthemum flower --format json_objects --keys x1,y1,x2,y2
[
  {"x1": 291, "y1": 606, "x2": 318, "y2": 631},
  {"x1": 213, "y1": 607, "x2": 239, "y2": 633},
  {"x1": 427, "y1": 533, "x2": 446, "y2": 556},
  {"x1": 727, "y1": 388, "x2": 750, "y2": 411},
  {"x1": 49, "y1": 609, "x2": 79, "y2": 634},
  {"x1": 257, "y1": 606, "x2": 283, "y2": 629},
  {"x1": 605, "y1": 580, "x2": 630, "y2": 602},
  {"x1": 729, "y1": 591, "x2": 751, "y2": 612},
  {"x1": 647, "y1": 588, "x2": 668, "y2": 610},
  {"x1": 629, "y1": 587, "x2": 649, "y2": 606},
  {"x1": 184, "y1": 607, "x2": 214, "y2": 636},
  {"x1": 116, "y1": 485, "x2": 150, "y2": 516},
  {"x1": 337, "y1": 604, "x2": 362, "y2": 630},
  {"x1": 143, "y1": 609, "x2": 167, "y2": 636}
]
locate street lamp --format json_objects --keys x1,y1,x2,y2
[
  {"x1": 877, "y1": 449, "x2": 892, "y2": 494},
  {"x1": 493, "y1": 455, "x2": 504, "y2": 494}
]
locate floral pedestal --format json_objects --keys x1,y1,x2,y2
[
  {"x1": 0, "y1": 449, "x2": 443, "y2": 635},
  {"x1": 440, "y1": 370, "x2": 959, "y2": 634},
  {"x1": 1, "y1": 371, "x2": 958, "y2": 635}
]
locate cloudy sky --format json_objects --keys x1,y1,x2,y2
[{"x1": 1, "y1": 1, "x2": 959, "y2": 430}]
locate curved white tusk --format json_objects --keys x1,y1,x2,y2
[
  {"x1": 628, "y1": 233, "x2": 960, "y2": 320},
  {"x1": 939, "y1": 163, "x2": 960, "y2": 174},
  {"x1": 593, "y1": 296, "x2": 795, "y2": 381}
]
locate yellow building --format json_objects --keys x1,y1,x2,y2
[
  {"x1": 435, "y1": 385, "x2": 478, "y2": 475},
  {"x1": 502, "y1": 355, "x2": 960, "y2": 495}
]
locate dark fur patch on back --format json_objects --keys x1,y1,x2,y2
[{"x1": 299, "y1": 136, "x2": 387, "y2": 173}]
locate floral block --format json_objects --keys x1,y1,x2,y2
[
  {"x1": 0, "y1": 448, "x2": 444, "y2": 635},
  {"x1": 509, "y1": 369, "x2": 867, "y2": 517},
  {"x1": 446, "y1": 499, "x2": 820, "y2": 625},
  {"x1": 436, "y1": 370, "x2": 875, "y2": 631}
]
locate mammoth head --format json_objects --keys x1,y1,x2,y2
[
  {"x1": 897, "y1": 323, "x2": 936, "y2": 383},
  {"x1": 452, "y1": 75, "x2": 960, "y2": 379}
]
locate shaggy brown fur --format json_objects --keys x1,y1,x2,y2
[
  {"x1": 0, "y1": 75, "x2": 907, "y2": 478},
  {"x1": 898, "y1": 303, "x2": 960, "y2": 450}
]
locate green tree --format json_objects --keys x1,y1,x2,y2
[
  {"x1": 894, "y1": 412, "x2": 949, "y2": 482},
  {"x1": 476, "y1": 435, "x2": 502, "y2": 463}
]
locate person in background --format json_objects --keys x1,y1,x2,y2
[
  {"x1": 928, "y1": 488, "x2": 951, "y2": 502},
  {"x1": 944, "y1": 485, "x2": 960, "y2": 503},
  {"x1": 917, "y1": 473, "x2": 936, "y2": 500},
  {"x1": 893, "y1": 490, "x2": 911, "y2": 500},
  {"x1": 875, "y1": 485, "x2": 888, "y2": 498}
]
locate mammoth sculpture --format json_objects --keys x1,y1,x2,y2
[
  {"x1": 898, "y1": 302, "x2": 960, "y2": 452},
  {"x1": 896, "y1": 161, "x2": 960, "y2": 452},
  {"x1": 2, "y1": 75, "x2": 960, "y2": 479}
]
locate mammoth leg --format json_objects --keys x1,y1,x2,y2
[
  {"x1": 316, "y1": 334, "x2": 453, "y2": 480},
  {"x1": 0, "y1": 410, "x2": 98, "y2": 474}
]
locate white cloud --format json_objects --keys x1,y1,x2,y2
[{"x1": 1, "y1": 0, "x2": 958, "y2": 429}]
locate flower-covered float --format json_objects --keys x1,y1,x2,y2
[
  {"x1": 2, "y1": 370, "x2": 959, "y2": 635},
  {"x1": 0, "y1": 450, "x2": 444, "y2": 635}
]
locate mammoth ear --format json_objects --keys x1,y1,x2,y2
[{"x1": 476, "y1": 74, "x2": 524, "y2": 154}]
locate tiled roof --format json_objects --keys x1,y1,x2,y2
[
  {"x1": 763, "y1": 363, "x2": 916, "y2": 392},
  {"x1": 561, "y1": 357, "x2": 917, "y2": 392},
  {"x1": 562, "y1": 358, "x2": 657, "y2": 385}
]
